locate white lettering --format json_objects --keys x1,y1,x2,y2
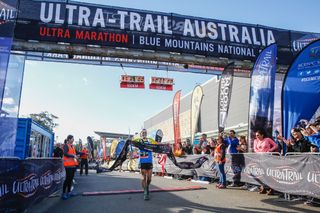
[
  {"x1": 130, "y1": 12, "x2": 141, "y2": 31},
  {"x1": 183, "y1": 19, "x2": 194, "y2": 37},
  {"x1": 78, "y1": 6, "x2": 90, "y2": 26},
  {"x1": 40, "y1": 3, "x2": 53, "y2": 23},
  {"x1": 92, "y1": 8, "x2": 105, "y2": 27}
]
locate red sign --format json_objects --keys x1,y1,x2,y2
[
  {"x1": 149, "y1": 84, "x2": 173, "y2": 91},
  {"x1": 120, "y1": 75, "x2": 145, "y2": 89},
  {"x1": 150, "y1": 77, "x2": 174, "y2": 85},
  {"x1": 149, "y1": 77, "x2": 174, "y2": 91},
  {"x1": 120, "y1": 75, "x2": 144, "y2": 83},
  {"x1": 120, "y1": 82, "x2": 145, "y2": 89}
]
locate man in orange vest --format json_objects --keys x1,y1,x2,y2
[{"x1": 80, "y1": 146, "x2": 89, "y2": 176}]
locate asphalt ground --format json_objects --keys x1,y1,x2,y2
[{"x1": 28, "y1": 170, "x2": 319, "y2": 213}]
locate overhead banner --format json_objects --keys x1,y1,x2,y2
[
  {"x1": 14, "y1": 0, "x2": 320, "y2": 65},
  {"x1": 282, "y1": 39, "x2": 320, "y2": 139},
  {"x1": 0, "y1": 158, "x2": 65, "y2": 212},
  {"x1": 172, "y1": 90, "x2": 181, "y2": 151},
  {"x1": 218, "y1": 63, "x2": 234, "y2": 132},
  {"x1": 248, "y1": 44, "x2": 277, "y2": 150},
  {"x1": 190, "y1": 85, "x2": 203, "y2": 144}
]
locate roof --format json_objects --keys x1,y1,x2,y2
[{"x1": 94, "y1": 131, "x2": 133, "y2": 139}]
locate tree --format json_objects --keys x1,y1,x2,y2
[{"x1": 29, "y1": 111, "x2": 59, "y2": 132}]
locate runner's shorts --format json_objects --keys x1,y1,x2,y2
[{"x1": 140, "y1": 163, "x2": 153, "y2": 170}]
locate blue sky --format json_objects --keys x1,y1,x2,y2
[{"x1": 19, "y1": 0, "x2": 320, "y2": 143}]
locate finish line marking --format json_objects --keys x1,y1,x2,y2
[{"x1": 82, "y1": 186, "x2": 206, "y2": 196}]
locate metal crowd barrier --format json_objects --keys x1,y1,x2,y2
[{"x1": 285, "y1": 152, "x2": 320, "y2": 156}]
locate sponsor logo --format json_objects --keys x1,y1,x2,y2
[
  {"x1": 219, "y1": 75, "x2": 232, "y2": 112},
  {"x1": 297, "y1": 60, "x2": 320, "y2": 70},
  {"x1": 12, "y1": 173, "x2": 39, "y2": 198},
  {"x1": 298, "y1": 69, "x2": 320, "y2": 77},
  {"x1": 266, "y1": 166, "x2": 303, "y2": 185},
  {"x1": 0, "y1": 184, "x2": 9, "y2": 199},
  {"x1": 243, "y1": 163, "x2": 265, "y2": 178},
  {"x1": 0, "y1": 2, "x2": 17, "y2": 25},
  {"x1": 53, "y1": 168, "x2": 65, "y2": 184},
  {"x1": 40, "y1": 170, "x2": 53, "y2": 190},
  {"x1": 307, "y1": 171, "x2": 320, "y2": 188},
  {"x1": 292, "y1": 34, "x2": 320, "y2": 52},
  {"x1": 310, "y1": 46, "x2": 320, "y2": 59}
]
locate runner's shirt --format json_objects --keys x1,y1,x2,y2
[{"x1": 136, "y1": 138, "x2": 157, "y2": 164}]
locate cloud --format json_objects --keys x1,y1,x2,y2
[
  {"x1": 57, "y1": 83, "x2": 63, "y2": 88},
  {"x1": 82, "y1": 77, "x2": 88, "y2": 85}
]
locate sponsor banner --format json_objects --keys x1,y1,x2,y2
[
  {"x1": 26, "y1": 52, "x2": 251, "y2": 77},
  {"x1": 190, "y1": 85, "x2": 203, "y2": 144},
  {"x1": 248, "y1": 44, "x2": 277, "y2": 150},
  {"x1": 102, "y1": 152, "x2": 320, "y2": 198},
  {"x1": 0, "y1": 158, "x2": 65, "y2": 212},
  {"x1": 172, "y1": 90, "x2": 181, "y2": 150},
  {"x1": 14, "y1": 0, "x2": 320, "y2": 65},
  {"x1": 218, "y1": 63, "x2": 234, "y2": 132},
  {"x1": 282, "y1": 39, "x2": 320, "y2": 139}
]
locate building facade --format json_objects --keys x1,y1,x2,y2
[{"x1": 144, "y1": 76, "x2": 250, "y2": 142}]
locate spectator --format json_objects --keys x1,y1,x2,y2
[
  {"x1": 215, "y1": 135, "x2": 227, "y2": 189},
  {"x1": 237, "y1": 136, "x2": 248, "y2": 153},
  {"x1": 80, "y1": 146, "x2": 89, "y2": 176},
  {"x1": 182, "y1": 140, "x2": 193, "y2": 155},
  {"x1": 53, "y1": 143, "x2": 63, "y2": 158},
  {"x1": 301, "y1": 123, "x2": 320, "y2": 151},
  {"x1": 193, "y1": 134, "x2": 208, "y2": 154},
  {"x1": 254, "y1": 129, "x2": 278, "y2": 153},
  {"x1": 253, "y1": 129, "x2": 278, "y2": 195},
  {"x1": 285, "y1": 128, "x2": 311, "y2": 153},
  {"x1": 225, "y1": 130, "x2": 241, "y2": 187},
  {"x1": 174, "y1": 142, "x2": 184, "y2": 157},
  {"x1": 274, "y1": 130, "x2": 287, "y2": 156},
  {"x1": 209, "y1": 137, "x2": 216, "y2": 157}
]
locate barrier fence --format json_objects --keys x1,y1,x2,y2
[
  {"x1": 119, "y1": 153, "x2": 320, "y2": 198},
  {"x1": 1, "y1": 153, "x2": 319, "y2": 212},
  {"x1": 0, "y1": 158, "x2": 65, "y2": 213}
]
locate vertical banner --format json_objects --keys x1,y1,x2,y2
[
  {"x1": 190, "y1": 85, "x2": 204, "y2": 144},
  {"x1": 248, "y1": 44, "x2": 277, "y2": 150},
  {"x1": 172, "y1": 90, "x2": 181, "y2": 151},
  {"x1": 273, "y1": 76, "x2": 284, "y2": 135},
  {"x1": 102, "y1": 137, "x2": 107, "y2": 161},
  {"x1": 0, "y1": 0, "x2": 19, "y2": 157},
  {"x1": 282, "y1": 39, "x2": 320, "y2": 140},
  {"x1": 0, "y1": 55, "x2": 25, "y2": 156},
  {"x1": 0, "y1": 0, "x2": 18, "y2": 109},
  {"x1": 218, "y1": 63, "x2": 235, "y2": 133}
]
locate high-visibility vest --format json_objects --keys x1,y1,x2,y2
[
  {"x1": 214, "y1": 144, "x2": 226, "y2": 163},
  {"x1": 63, "y1": 144, "x2": 79, "y2": 167},
  {"x1": 81, "y1": 149, "x2": 88, "y2": 159}
]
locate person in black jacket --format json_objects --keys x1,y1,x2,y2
[
  {"x1": 285, "y1": 128, "x2": 311, "y2": 153},
  {"x1": 53, "y1": 143, "x2": 63, "y2": 158}
]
